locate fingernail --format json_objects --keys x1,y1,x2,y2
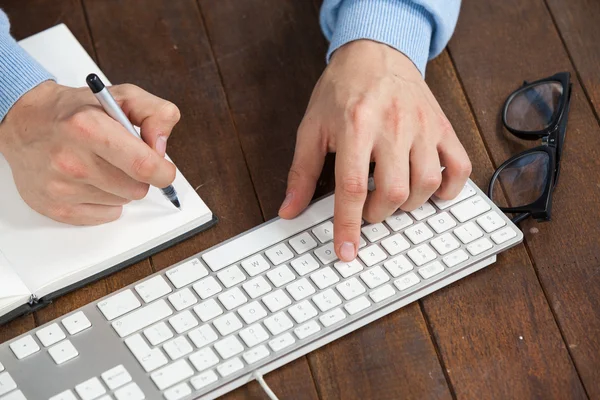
[
  {"x1": 340, "y1": 242, "x2": 356, "y2": 261},
  {"x1": 156, "y1": 136, "x2": 167, "y2": 157},
  {"x1": 279, "y1": 192, "x2": 293, "y2": 211}
]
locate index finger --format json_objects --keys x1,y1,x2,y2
[{"x1": 334, "y1": 133, "x2": 372, "y2": 262}]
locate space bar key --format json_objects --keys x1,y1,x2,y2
[{"x1": 202, "y1": 195, "x2": 335, "y2": 272}]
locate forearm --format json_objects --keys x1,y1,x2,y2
[
  {"x1": 320, "y1": 0, "x2": 461, "y2": 76},
  {"x1": 0, "y1": 9, "x2": 54, "y2": 121}
]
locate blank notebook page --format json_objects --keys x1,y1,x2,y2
[{"x1": 0, "y1": 24, "x2": 212, "y2": 297}]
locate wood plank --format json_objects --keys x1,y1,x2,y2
[
  {"x1": 197, "y1": 1, "x2": 452, "y2": 398},
  {"x1": 422, "y1": 51, "x2": 587, "y2": 399},
  {"x1": 546, "y1": 0, "x2": 600, "y2": 119},
  {"x1": 448, "y1": 0, "x2": 600, "y2": 397},
  {"x1": 0, "y1": 316, "x2": 35, "y2": 343}
]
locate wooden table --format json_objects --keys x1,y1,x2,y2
[{"x1": 2, "y1": 0, "x2": 599, "y2": 398}]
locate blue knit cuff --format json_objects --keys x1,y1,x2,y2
[
  {"x1": 326, "y1": 0, "x2": 434, "y2": 76},
  {"x1": 0, "y1": 30, "x2": 55, "y2": 121}
]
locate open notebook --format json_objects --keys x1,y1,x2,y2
[{"x1": 0, "y1": 24, "x2": 216, "y2": 324}]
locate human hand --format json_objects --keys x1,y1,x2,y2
[
  {"x1": 0, "y1": 81, "x2": 180, "y2": 225},
  {"x1": 279, "y1": 40, "x2": 471, "y2": 262}
]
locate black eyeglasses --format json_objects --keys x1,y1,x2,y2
[{"x1": 488, "y1": 72, "x2": 572, "y2": 225}]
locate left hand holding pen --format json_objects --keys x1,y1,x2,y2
[
  {"x1": 279, "y1": 40, "x2": 472, "y2": 262},
  {"x1": 0, "y1": 81, "x2": 180, "y2": 225}
]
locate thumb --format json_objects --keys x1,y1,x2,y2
[
  {"x1": 110, "y1": 84, "x2": 181, "y2": 157},
  {"x1": 279, "y1": 121, "x2": 326, "y2": 219}
]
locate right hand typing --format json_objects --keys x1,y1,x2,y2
[{"x1": 0, "y1": 81, "x2": 180, "y2": 225}]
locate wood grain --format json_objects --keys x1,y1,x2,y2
[
  {"x1": 546, "y1": 0, "x2": 600, "y2": 120},
  {"x1": 448, "y1": 0, "x2": 600, "y2": 397}
]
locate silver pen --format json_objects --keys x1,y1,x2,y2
[{"x1": 86, "y1": 73, "x2": 181, "y2": 210}]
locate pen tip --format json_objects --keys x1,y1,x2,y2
[{"x1": 172, "y1": 199, "x2": 181, "y2": 210}]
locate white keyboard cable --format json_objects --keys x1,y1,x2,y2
[{"x1": 253, "y1": 371, "x2": 280, "y2": 400}]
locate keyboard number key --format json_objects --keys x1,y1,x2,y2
[
  {"x1": 239, "y1": 324, "x2": 270, "y2": 347},
  {"x1": 430, "y1": 233, "x2": 461, "y2": 255},
  {"x1": 287, "y1": 300, "x2": 318, "y2": 323},
  {"x1": 264, "y1": 312, "x2": 294, "y2": 335},
  {"x1": 336, "y1": 277, "x2": 366, "y2": 300},
  {"x1": 385, "y1": 211, "x2": 413, "y2": 231},
  {"x1": 384, "y1": 255, "x2": 414, "y2": 277},
  {"x1": 360, "y1": 266, "x2": 390, "y2": 289},
  {"x1": 407, "y1": 244, "x2": 437, "y2": 266},
  {"x1": 477, "y1": 211, "x2": 506, "y2": 233},
  {"x1": 454, "y1": 222, "x2": 484, "y2": 244}
]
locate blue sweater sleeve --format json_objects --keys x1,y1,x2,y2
[
  {"x1": 0, "y1": 10, "x2": 54, "y2": 121},
  {"x1": 320, "y1": 0, "x2": 461, "y2": 76}
]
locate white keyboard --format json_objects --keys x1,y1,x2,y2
[{"x1": 0, "y1": 181, "x2": 522, "y2": 400}]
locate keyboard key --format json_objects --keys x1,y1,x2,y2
[
  {"x1": 217, "y1": 357, "x2": 244, "y2": 377},
  {"x1": 166, "y1": 258, "x2": 208, "y2": 289},
  {"x1": 262, "y1": 290, "x2": 292, "y2": 312},
  {"x1": 432, "y1": 182, "x2": 476, "y2": 209},
  {"x1": 467, "y1": 238, "x2": 494, "y2": 255},
  {"x1": 192, "y1": 276, "x2": 222, "y2": 299},
  {"x1": 9, "y1": 335, "x2": 40, "y2": 360},
  {"x1": 404, "y1": 223, "x2": 434, "y2": 244},
  {"x1": 286, "y1": 278, "x2": 315, "y2": 301},
  {"x1": 188, "y1": 325, "x2": 218, "y2": 349},
  {"x1": 101, "y1": 365, "x2": 132, "y2": 390},
  {"x1": 0, "y1": 361, "x2": 3, "y2": 372},
  {"x1": 164, "y1": 382, "x2": 192, "y2": 400},
  {"x1": 450, "y1": 195, "x2": 491, "y2": 223},
  {"x1": 345, "y1": 296, "x2": 371, "y2": 315},
  {"x1": 289, "y1": 232, "x2": 318, "y2": 254},
  {"x1": 269, "y1": 333, "x2": 296, "y2": 352},
  {"x1": 419, "y1": 261, "x2": 445, "y2": 279},
  {"x1": 380, "y1": 234, "x2": 410, "y2": 256},
  {"x1": 290, "y1": 254, "x2": 320, "y2": 276},
  {"x1": 61, "y1": 311, "x2": 92, "y2": 336},
  {"x1": 334, "y1": 259, "x2": 363, "y2": 278},
  {"x1": 430, "y1": 233, "x2": 461, "y2": 255},
  {"x1": 168, "y1": 310, "x2": 198, "y2": 334},
  {"x1": 243, "y1": 345, "x2": 270, "y2": 364},
  {"x1": 336, "y1": 277, "x2": 366, "y2": 300},
  {"x1": 443, "y1": 249, "x2": 469, "y2": 268},
  {"x1": 238, "y1": 301, "x2": 268, "y2": 324},
  {"x1": 114, "y1": 382, "x2": 144, "y2": 400},
  {"x1": 135, "y1": 275, "x2": 172, "y2": 303},
  {"x1": 239, "y1": 324, "x2": 270, "y2": 347},
  {"x1": 320, "y1": 308, "x2": 346, "y2": 327},
  {"x1": 191, "y1": 370, "x2": 218, "y2": 390},
  {"x1": 264, "y1": 312, "x2": 294, "y2": 335},
  {"x1": 242, "y1": 276, "x2": 272, "y2": 299},
  {"x1": 214, "y1": 336, "x2": 244, "y2": 359},
  {"x1": 394, "y1": 273, "x2": 421, "y2": 291},
  {"x1": 384, "y1": 254, "x2": 414, "y2": 277},
  {"x1": 410, "y1": 202, "x2": 436, "y2": 220},
  {"x1": 49, "y1": 390, "x2": 77, "y2": 400},
  {"x1": 216, "y1": 265, "x2": 246, "y2": 288},
  {"x1": 310, "y1": 266, "x2": 340, "y2": 289},
  {"x1": 112, "y1": 299, "x2": 173, "y2": 338},
  {"x1": 360, "y1": 266, "x2": 390, "y2": 288},
  {"x1": 36, "y1": 323, "x2": 66, "y2": 347},
  {"x1": 369, "y1": 284, "x2": 395, "y2": 303},
  {"x1": 265, "y1": 243, "x2": 294, "y2": 265},
  {"x1": 358, "y1": 244, "x2": 387, "y2": 267},
  {"x1": 385, "y1": 210, "x2": 413, "y2": 231},
  {"x1": 294, "y1": 320, "x2": 321, "y2": 340},
  {"x1": 267, "y1": 265, "x2": 296, "y2": 288},
  {"x1": 75, "y1": 377, "x2": 106, "y2": 400},
  {"x1": 312, "y1": 289, "x2": 342, "y2": 312},
  {"x1": 0, "y1": 372, "x2": 17, "y2": 396},
  {"x1": 151, "y1": 359, "x2": 194, "y2": 391},
  {"x1": 97, "y1": 289, "x2": 141, "y2": 321},
  {"x1": 163, "y1": 336, "x2": 193, "y2": 360},
  {"x1": 125, "y1": 334, "x2": 168, "y2": 372},
  {"x1": 48, "y1": 339, "x2": 78, "y2": 365},
  {"x1": 288, "y1": 300, "x2": 318, "y2": 323},
  {"x1": 361, "y1": 222, "x2": 390, "y2": 242},
  {"x1": 477, "y1": 211, "x2": 506, "y2": 233},
  {"x1": 193, "y1": 298, "x2": 223, "y2": 322},
  {"x1": 1, "y1": 390, "x2": 25, "y2": 400},
  {"x1": 491, "y1": 227, "x2": 517, "y2": 244},
  {"x1": 314, "y1": 243, "x2": 337, "y2": 264},
  {"x1": 312, "y1": 221, "x2": 334, "y2": 243},
  {"x1": 407, "y1": 244, "x2": 437, "y2": 266},
  {"x1": 189, "y1": 347, "x2": 219, "y2": 372},
  {"x1": 218, "y1": 287, "x2": 248, "y2": 311},
  {"x1": 427, "y1": 212, "x2": 457, "y2": 234},
  {"x1": 454, "y1": 222, "x2": 484, "y2": 244},
  {"x1": 213, "y1": 313, "x2": 243, "y2": 336},
  {"x1": 168, "y1": 288, "x2": 198, "y2": 311},
  {"x1": 359, "y1": 236, "x2": 367, "y2": 248}
]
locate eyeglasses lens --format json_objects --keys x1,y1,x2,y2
[
  {"x1": 492, "y1": 151, "x2": 550, "y2": 208},
  {"x1": 505, "y1": 82, "x2": 563, "y2": 132}
]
